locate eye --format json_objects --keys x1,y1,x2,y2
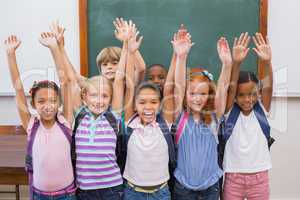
[
  {"x1": 112, "y1": 61, "x2": 118, "y2": 65},
  {"x1": 138, "y1": 100, "x2": 145, "y2": 105},
  {"x1": 159, "y1": 75, "x2": 165, "y2": 80},
  {"x1": 38, "y1": 100, "x2": 45, "y2": 104},
  {"x1": 102, "y1": 63, "x2": 108, "y2": 67}
]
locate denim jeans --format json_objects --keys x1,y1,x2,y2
[
  {"x1": 76, "y1": 185, "x2": 124, "y2": 200},
  {"x1": 33, "y1": 192, "x2": 76, "y2": 200},
  {"x1": 124, "y1": 183, "x2": 170, "y2": 200},
  {"x1": 173, "y1": 180, "x2": 219, "y2": 200}
]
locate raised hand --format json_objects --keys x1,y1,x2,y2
[
  {"x1": 4, "y1": 35, "x2": 21, "y2": 53},
  {"x1": 217, "y1": 37, "x2": 232, "y2": 66},
  {"x1": 252, "y1": 33, "x2": 272, "y2": 62},
  {"x1": 128, "y1": 30, "x2": 143, "y2": 53},
  {"x1": 39, "y1": 32, "x2": 57, "y2": 48},
  {"x1": 171, "y1": 25, "x2": 194, "y2": 57},
  {"x1": 113, "y1": 18, "x2": 128, "y2": 42},
  {"x1": 50, "y1": 20, "x2": 65, "y2": 48},
  {"x1": 232, "y1": 32, "x2": 250, "y2": 64}
]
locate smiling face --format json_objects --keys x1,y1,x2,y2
[
  {"x1": 96, "y1": 47, "x2": 121, "y2": 81},
  {"x1": 186, "y1": 80, "x2": 210, "y2": 113},
  {"x1": 82, "y1": 76, "x2": 112, "y2": 117},
  {"x1": 135, "y1": 87, "x2": 161, "y2": 125},
  {"x1": 147, "y1": 65, "x2": 167, "y2": 90},
  {"x1": 236, "y1": 81, "x2": 259, "y2": 115},
  {"x1": 100, "y1": 60, "x2": 119, "y2": 81},
  {"x1": 33, "y1": 88, "x2": 60, "y2": 121}
]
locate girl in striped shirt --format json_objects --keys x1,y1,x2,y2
[{"x1": 49, "y1": 22, "x2": 130, "y2": 199}]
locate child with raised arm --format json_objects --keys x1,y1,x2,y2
[
  {"x1": 171, "y1": 28, "x2": 233, "y2": 200},
  {"x1": 4, "y1": 34, "x2": 75, "y2": 200},
  {"x1": 118, "y1": 22, "x2": 177, "y2": 200},
  {"x1": 222, "y1": 33, "x2": 274, "y2": 200},
  {"x1": 49, "y1": 21, "x2": 128, "y2": 200}
]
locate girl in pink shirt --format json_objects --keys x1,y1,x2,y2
[{"x1": 4, "y1": 33, "x2": 75, "y2": 200}]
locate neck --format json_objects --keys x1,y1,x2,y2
[
  {"x1": 41, "y1": 118, "x2": 56, "y2": 129},
  {"x1": 241, "y1": 109, "x2": 252, "y2": 116},
  {"x1": 188, "y1": 109, "x2": 201, "y2": 122}
]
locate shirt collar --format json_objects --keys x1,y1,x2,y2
[{"x1": 129, "y1": 116, "x2": 159, "y2": 129}]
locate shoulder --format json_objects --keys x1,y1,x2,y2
[
  {"x1": 257, "y1": 100, "x2": 270, "y2": 117},
  {"x1": 57, "y1": 112, "x2": 72, "y2": 130},
  {"x1": 26, "y1": 115, "x2": 39, "y2": 138}
]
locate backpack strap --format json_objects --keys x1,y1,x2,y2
[
  {"x1": 56, "y1": 120, "x2": 72, "y2": 145},
  {"x1": 156, "y1": 113, "x2": 177, "y2": 191},
  {"x1": 104, "y1": 110, "x2": 120, "y2": 135},
  {"x1": 25, "y1": 119, "x2": 40, "y2": 200},
  {"x1": 71, "y1": 108, "x2": 88, "y2": 181},
  {"x1": 253, "y1": 103, "x2": 275, "y2": 148},
  {"x1": 223, "y1": 103, "x2": 240, "y2": 141},
  {"x1": 175, "y1": 112, "x2": 189, "y2": 145}
]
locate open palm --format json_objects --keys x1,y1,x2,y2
[
  {"x1": 4, "y1": 35, "x2": 21, "y2": 52},
  {"x1": 39, "y1": 32, "x2": 57, "y2": 48},
  {"x1": 253, "y1": 33, "x2": 271, "y2": 61},
  {"x1": 217, "y1": 37, "x2": 232, "y2": 65},
  {"x1": 232, "y1": 32, "x2": 250, "y2": 63}
]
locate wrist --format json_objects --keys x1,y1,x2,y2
[
  {"x1": 177, "y1": 54, "x2": 188, "y2": 59},
  {"x1": 6, "y1": 49, "x2": 16, "y2": 55}
]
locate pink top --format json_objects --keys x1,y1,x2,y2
[{"x1": 26, "y1": 114, "x2": 74, "y2": 192}]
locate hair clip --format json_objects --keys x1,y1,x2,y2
[{"x1": 202, "y1": 70, "x2": 214, "y2": 81}]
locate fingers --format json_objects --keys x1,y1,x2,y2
[
  {"x1": 252, "y1": 35, "x2": 259, "y2": 47},
  {"x1": 252, "y1": 47, "x2": 259, "y2": 55},
  {"x1": 256, "y1": 32, "x2": 266, "y2": 45}
]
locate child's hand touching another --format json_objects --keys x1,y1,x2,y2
[
  {"x1": 252, "y1": 33, "x2": 272, "y2": 62},
  {"x1": 4, "y1": 35, "x2": 21, "y2": 54},
  {"x1": 217, "y1": 37, "x2": 232, "y2": 66},
  {"x1": 232, "y1": 32, "x2": 250, "y2": 64}
]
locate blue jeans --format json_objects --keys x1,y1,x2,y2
[
  {"x1": 33, "y1": 192, "x2": 76, "y2": 200},
  {"x1": 124, "y1": 183, "x2": 170, "y2": 200},
  {"x1": 173, "y1": 180, "x2": 219, "y2": 200},
  {"x1": 76, "y1": 185, "x2": 123, "y2": 200}
]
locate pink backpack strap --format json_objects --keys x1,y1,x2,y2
[{"x1": 175, "y1": 112, "x2": 189, "y2": 145}]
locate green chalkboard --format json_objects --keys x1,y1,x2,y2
[{"x1": 86, "y1": 0, "x2": 260, "y2": 78}]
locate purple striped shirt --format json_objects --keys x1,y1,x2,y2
[{"x1": 75, "y1": 107, "x2": 123, "y2": 190}]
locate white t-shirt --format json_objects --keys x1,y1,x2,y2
[
  {"x1": 123, "y1": 116, "x2": 170, "y2": 186},
  {"x1": 223, "y1": 102, "x2": 272, "y2": 173}
]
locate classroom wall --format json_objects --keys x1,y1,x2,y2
[{"x1": 0, "y1": 0, "x2": 299, "y2": 199}]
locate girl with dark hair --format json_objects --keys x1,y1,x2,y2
[
  {"x1": 223, "y1": 33, "x2": 274, "y2": 200},
  {"x1": 4, "y1": 34, "x2": 75, "y2": 200}
]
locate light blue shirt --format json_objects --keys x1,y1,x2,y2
[{"x1": 174, "y1": 113, "x2": 223, "y2": 190}]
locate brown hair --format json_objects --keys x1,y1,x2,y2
[
  {"x1": 96, "y1": 46, "x2": 121, "y2": 69},
  {"x1": 185, "y1": 68, "x2": 216, "y2": 125},
  {"x1": 29, "y1": 80, "x2": 61, "y2": 106}
]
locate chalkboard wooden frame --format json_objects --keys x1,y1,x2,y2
[{"x1": 78, "y1": 0, "x2": 268, "y2": 78}]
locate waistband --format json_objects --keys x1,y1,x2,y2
[
  {"x1": 33, "y1": 182, "x2": 77, "y2": 196},
  {"x1": 127, "y1": 181, "x2": 168, "y2": 193}
]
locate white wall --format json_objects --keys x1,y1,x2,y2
[
  {"x1": 0, "y1": 0, "x2": 299, "y2": 199},
  {"x1": 0, "y1": 0, "x2": 80, "y2": 95}
]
